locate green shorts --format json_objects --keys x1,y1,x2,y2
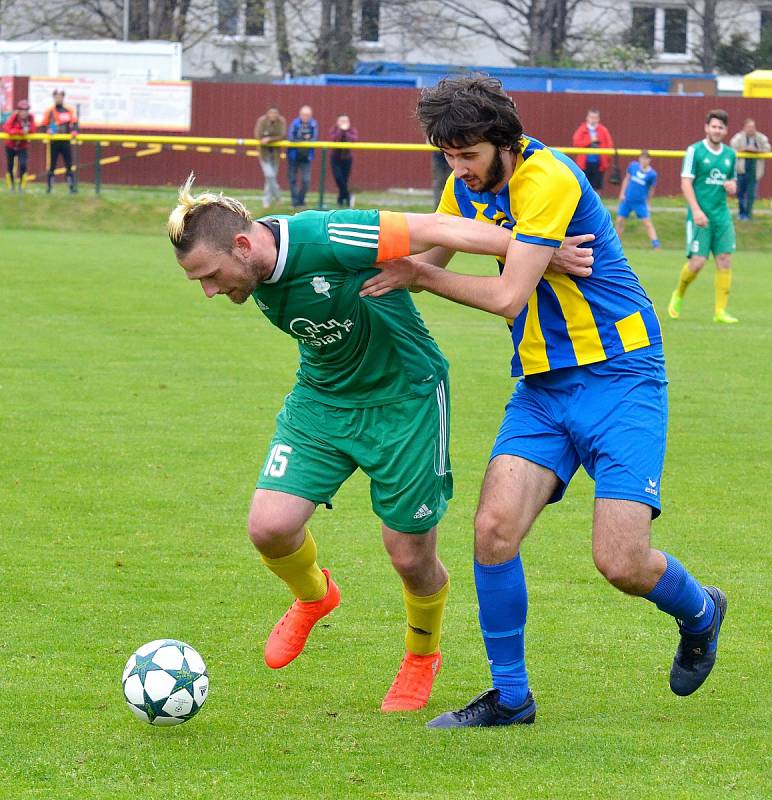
[
  {"x1": 257, "y1": 377, "x2": 453, "y2": 533},
  {"x1": 686, "y1": 215, "x2": 736, "y2": 258}
]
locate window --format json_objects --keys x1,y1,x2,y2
[
  {"x1": 663, "y1": 8, "x2": 687, "y2": 54},
  {"x1": 218, "y1": 0, "x2": 265, "y2": 36},
  {"x1": 361, "y1": 0, "x2": 380, "y2": 42},
  {"x1": 217, "y1": 0, "x2": 238, "y2": 35},
  {"x1": 631, "y1": 6, "x2": 655, "y2": 51},
  {"x1": 762, "y1": 8, "x2": 772, "y2": 38},
  {"x1": 245, "y1": 0, "x2": 266, "y2": 36},
  {"x1": 629, "y1": 5, "x2": 689, "y2": 58}
]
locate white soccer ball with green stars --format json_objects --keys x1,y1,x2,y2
[{"x1": 122, "y1": 639, "x2": 209, "y2": 726}]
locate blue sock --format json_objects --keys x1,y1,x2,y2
[
  {"x1": 644, "y1": 552, "x2": 715, "y2": 634},
  {"x1": 652, "y1": 239, "x2": 660, "y2": 248},
  {"x1": 474, "y1": 555, "x2": 529, "y2": 708}
]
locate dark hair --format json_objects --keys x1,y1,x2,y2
[
  {"x1": 705, "y1": 109, "x2": 728, "y2": 126},
  {"x1": 416, "y1": 74, "x2": 523, "y2": 151},
  {"x1": 640, "y1": 149, "x2": 650, "y2": 157}
]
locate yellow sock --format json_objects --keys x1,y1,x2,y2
[
  {"x1": 261, "y1": 529, "x2": 327, "y2": 602},
  {"x1": 403, "y1": 580, "x2": 449, "y2": 655},
  {"x1": 715, "y1": 269, "x2": 732, "y2": 315},
  {"x1": 676, "y1": 262, "x2": 698, "y2": 297}
]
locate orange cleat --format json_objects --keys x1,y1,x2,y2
[
  {"x1": 380, "y1": 651, "x2": 442, "y2": 712},
  {"x1": 264, "y1": 569, "x2": 341, "y2": 669}
]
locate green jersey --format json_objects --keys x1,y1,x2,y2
[
  {"x1": 253, "y1": 209, "x2": 448, "y2": 408},
  {"x1": 682, "y1": 140, "x2": 736, "y2": 222}
]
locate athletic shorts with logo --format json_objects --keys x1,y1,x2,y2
[
  {"x1": 686, "y1": 214, "x2": 736, "y2": 258},
  {"x1": 618, "y1": 199, "x2": 650, "y2": 219},
  {"x1": 491, "y1": 346, "x2": 667, "y2": 517},
  {"x1": 258, "y1": 377, "x2": 452, "y2": 533}
]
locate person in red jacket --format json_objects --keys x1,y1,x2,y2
[
  {"x1": 3, "y1": 99, "x2": 35, "y2": 192},
  {"x1": 571, "y1": 109, "x2": 614, "y2": 192},
  {"x1": 40, "y1": 89, "x2": 78, "y2": 194}
]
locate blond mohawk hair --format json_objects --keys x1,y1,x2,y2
[{"x1": 167, "y1": 172, "x2": 253, "y2": 252}]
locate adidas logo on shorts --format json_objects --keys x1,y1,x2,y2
[{"x1": 413, "y1": 504, "x2": 433, "y2": 520}]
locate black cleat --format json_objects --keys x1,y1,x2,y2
[
  {"x1": 427, "y1": 688, "x2": 536, "y2": 729},
  {"x1": 670, "y1": 586, "x2": 727, "y2": 697}
]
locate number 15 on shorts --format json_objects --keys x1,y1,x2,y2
[{"x1": 264, "y1": 444, "x2": 292, "y2": 478}]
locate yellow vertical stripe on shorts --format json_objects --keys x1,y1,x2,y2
[
  {"x1": 518, "y1": 294, "x2": 550, "y2": 374},
  {"x1": 543, "y1": 273, "x2": 606, "y2": 365},
  {"x1": 615, "y1": 310, "x2": 650, "y2": 352}
]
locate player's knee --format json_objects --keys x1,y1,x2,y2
[
  {"x1": 388, "y1": 546, "x2": 435, "y2": 582},
  {"x1": 246, "y1": 509, "x2": 292, "y2": 549},
  {"x1": 474, "y1": 508, "x2": 522, "y2": 562},
  {"x1": 593, "y1": 550, "x2": 647, "y2": 594}
]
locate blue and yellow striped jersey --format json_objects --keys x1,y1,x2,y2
[{"x1": 438, "y1": 136, "x2": 661, "y2": 376}]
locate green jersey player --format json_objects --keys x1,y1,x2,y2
[
  {"x1": 167, "y1": 174, "x2": 592, "y2": 715},
  {"x1": 668, "y1": 109, "x2": 739, "y2": 324}
]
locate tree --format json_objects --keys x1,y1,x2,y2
[
  {"x1": 315, "y1": 0, "x2": 356, "y2": 73},
  {"x1": 17, "y1": 0, "x2": 203, "y2": 43},
  {"x1": 273, "y1": 0, "x2": 294, "y2": 77},
  {"x1": 716, "y1": 32, "x2": 756, "y2": 74},
  {"x1": 685, "y1": 0, "x2": 761, "y2": 72}
]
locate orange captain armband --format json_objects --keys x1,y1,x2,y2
[{"x1": 376, "y1": 211, "x2": 411, "y2": 263}]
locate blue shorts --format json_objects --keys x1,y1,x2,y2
[
  {"x1": 491, "y1": 346, "x2": 668, "y2": 517},
  {"x1": 618, "y1": 199, "x2": 650, "y2": 219}
]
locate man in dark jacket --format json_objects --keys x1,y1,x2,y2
[{"x1": 286, "y1": 105, "x2": 318, "y2": 209}]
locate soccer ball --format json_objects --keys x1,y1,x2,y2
[{"x1": 122, "y1": 639, "x2": 209, "y2": 726}]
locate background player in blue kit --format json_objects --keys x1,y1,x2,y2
[{"x1": 615, "y1": 150, "x2": 660, "y2": 249}]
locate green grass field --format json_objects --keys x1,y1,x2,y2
[{"x1": 1, "y1": 191, "x2": 770, "y2": 799}]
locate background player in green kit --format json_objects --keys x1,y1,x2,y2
[
  {"x1": 167, "y1": 175, "x2": 592, "y2": 714},
  {"x1": 668, "y1": 110, "x2": 739, "y2": 324}
]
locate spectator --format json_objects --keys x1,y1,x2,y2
[
  {"x1": 730, "y1": 118, "x2": 770, "y2": 221},
  {"x1": 432, "y1": 149, "x2": 452, "y2": 209},
  {"x1": 571, "y1": 108, "x2": 614, "y2": 192},
  {"x1": 329, "y1": 113, "x2": 358, "y2": 207},
  {"x1": 254, "y1": 105, "x2": 287, "y2": 209},
  {"x1": 615, "y1": 149, "x2": 660, "y2": 249},
  {"x1": 3, "y1": 99, "x2": 35, "y2": 192},
  {"x1": 287, "y1": 105, "x2": 318, "y2": 209},
  {"x1": 40, "y1": 89, "x2": 78, "y2": 194}
]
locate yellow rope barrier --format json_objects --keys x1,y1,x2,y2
[{"x1": 1, "y1": 132, "x2": 770, "y2": 159}]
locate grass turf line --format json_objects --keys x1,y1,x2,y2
[{"x1": 0, "y1": 222, "x2": 769, "y2": 799}]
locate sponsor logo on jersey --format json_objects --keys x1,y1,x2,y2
[
  {"x1": 289, "y1": 316, "x2": 353, "y2": 347},
  {"x1": 705, "y1": 167, "x2": 728, "y2": 186},
  {"x1": 311, "y1": 276, "x2": 331, "y2": 298},
  {"x1": 256, "y1": 299, "x2": 270, "y2": 311}
]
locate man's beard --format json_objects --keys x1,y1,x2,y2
[{"x1": 479, "y1": 148, "x2": 506, "y2": 194}]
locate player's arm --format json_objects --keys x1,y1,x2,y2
[
  {"x1": 395, "y1": 213, "x2": 592, "y2": 273},
  {"x1": 681, "y1": 146, "x2": 708, "y2": 227},
  {"x1": 402, "y1": 212, "x2": 512, "y2": 258},
  {"x1": 681, "y1": 177, "x2": 708, "y2": 227},
  {"x1": 363, "y1": 237, "x2": 550, "y2": 320},
  {"x1": 618, "y1": 173, "x2": 629, "y2": 202},
  {"x1": 723, "y1": 155, "x2": 737, "y2": 196}
]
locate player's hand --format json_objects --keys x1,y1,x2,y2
[
  {"x1": 359, "y1": 257, "x2": 421, "y2": 298},
  {"x1": 548, "y1": 234, "x2": 594, "y2": 277},
  {"x1": 723, "y1": 179, "x2": 737, "y2": 197},
  {"x1": 693, "y1": 210, "x2": 709, "y2": 227}
]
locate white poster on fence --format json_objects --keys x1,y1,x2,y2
[{"x1": 29, "y1": 77, "x2": 191, "y2": 131}]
